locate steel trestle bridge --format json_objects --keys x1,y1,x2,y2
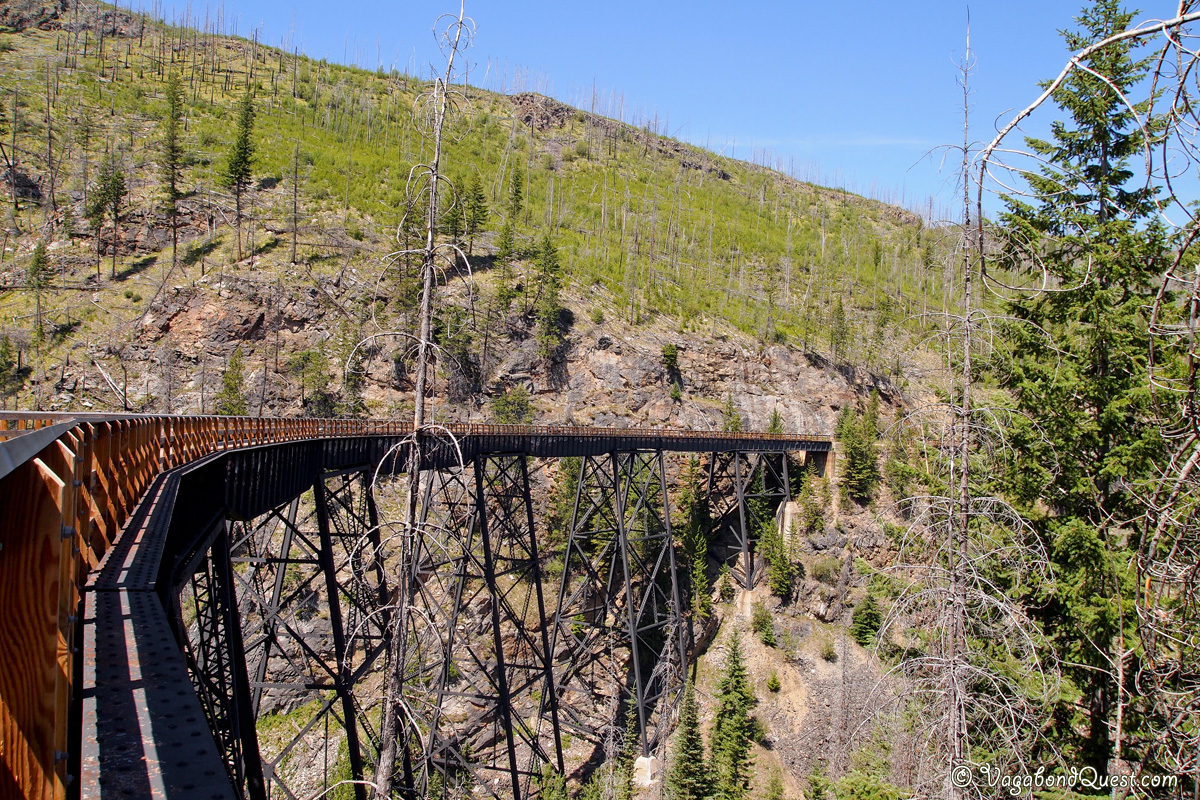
[{"x1": 0, "y1": 412, "x2": 832, "y2": 800}]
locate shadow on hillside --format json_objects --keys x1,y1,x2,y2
[
  {"x1": 114, "y1": 255, "x2": 156, "y2": 282},
  {"x1": 251, "y1": 235, "x2": 280, "y2": 258},
  {"x1": 181, "y1": 238, "x2": 220, "y2": 268}
]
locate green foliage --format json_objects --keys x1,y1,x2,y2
[
  {"x1": 810, "y1": 556, "x2": 840, "y2": 585},
  {"x1": 534, "y1": 235, "x2": 565, "y2": 360},
  {"x1": 676, "y1": 456, "x2": 712, "y2": 618},
  {"x1": 666, "y1": 681, "x2": 709, "y2": 800},
  {"x1": 766, "y1": 771, "x2": 784, "y2": 800},
  {"x1": 721, "y1": 394, "x2": 744, "y2": 432},
  {"x1": 829, "y1": 295, "x2": 849, "y2": 362},
  {"x1": 767, "y1": 407, "x2": 785, "y2": 434},
  {"x1": 0, "y1": 335, "x2": 19, "y2": 408},
  {"x1": 760, "y1": 520, "x2": 794, "y2": 598},
  {"x1": 287, "y1": 349, "x2": 337, "y2": 416},
  {"x1": 545, "y1": 457, "x2": 580, "y2": 554},
  {"x1": 88, "y1": 151, "x2": 127, "y2": 276},
  {"x1": 836, "y1": 406, "x2": 879, "y2": 503},
  {"x1": 465, "y1": 173, "x2": 488, "y2": 252},
  {"x1": 717, "y1": 563, "x2": 735, "y2": 603},
  {"x1": 711, "y1": 632, "x2": 756, "y2": 800},
  {"x1": 849, "y1": 593, "x2": 883, "y2": 647},
  {"x1": 766, "y1": 672, "x2": 781, "y2": 693},
  {"x1": 796, "y1": 473, "x2": 829, "y2": 533},
  {"x1": 538, "y1": 765, "x2": 569, "y2": 800},
  {"x1": 160, "y1": 72, "x2": 186, "y2": 210},
  {"x1": 223, "y1": 90, "x2": 256, "y2": 199},
  {"x1": 215, "y1": 347, "x2": 248, "y2": 415},
  {"x1": 491, "y1": 384, "x2": 533, "y2": 424},
  {"x1": 670, "y1": 381, "x2": 682, "y2": 402},
  {"x1": 27, "y1": 241, "x2": 52, "y2": 338},
  {"x1": 819, "y1": 635, "x2": 837, "y2": 662},
  {"x1": 662, "y1": 342, "x2": 679, "y2": 372},
  {"x1": 751, "y1": 601, "x2": 775, "y2": 646},
  {"x1": 996, "y1": 0, "x2": 1168, "y2": 770},
  {"x1": 507, "y1": 168, "x2": 524, "y2": 223},
  {"x1": 830, "y1": 771, "x2": 908, "y2": 800}
]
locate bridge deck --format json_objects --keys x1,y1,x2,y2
[{"x1": 0, "y1": 412, "x2": 831, "y2": 800}]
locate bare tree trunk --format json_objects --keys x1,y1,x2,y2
[{"x1": 374, "y1": 6, "x2": 470, "y2": 797}]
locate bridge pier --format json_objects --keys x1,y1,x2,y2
[{"x1": 551, "y1": 450, "x2": 686, "y2": 760}]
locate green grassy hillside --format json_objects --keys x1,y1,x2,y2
[{"x1": 0, "y1": 0, "x2": 950, "y2": 414}]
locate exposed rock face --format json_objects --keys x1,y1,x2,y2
[{"x1": 0, "y1": 0, "x2": 68, "y2": 31}]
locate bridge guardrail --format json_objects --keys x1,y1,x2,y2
[{"x1": 0, "y1": 411, "x2": 829, "y2": 800}]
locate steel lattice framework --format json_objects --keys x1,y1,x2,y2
[{"x1": 0, "y1": 413, "x2": 831, "y2": 800}]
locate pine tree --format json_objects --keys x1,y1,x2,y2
[
  {"x1": 508, "y1": 168, "x2": 524, "y2": 224},
  {"x1": 667, "y1": 681, "x2": 710, "y2": 800},
  {"x1": 88, "y1": 151, "x2": 127, "y2": 278},
  {"x1": 710, "y1": 632, "x2": 755, "y2": 800},
  {"x1": 850, "y1": 592, "x2": 883, "y2": 647},
  {"x1": 836, "y1": 407, "x2": 879, "y2": 503},
  {"x1": 721, "y1": 394, "x2": 744, "y2": 433},
  {"x1": 27, "y1": 241, "x2": 52, "y2": 340},
  {"x1": 0, "y1": 334, "x2": 18, "y2": 409},
  {"x1": 160, "y1": 71, "x2": 186, "y2": 272},
  {"x1": 465, "y1": 173, "x2": 488, "y2": 254},
  {"x1": 997, "y1": 0, "x2": 1167, "y2": 771},
  {"x1": 224, "y1": 90, "x2": 256, "y2": 261},
  {"x1": 215, "y1": 347, "x2": 248, "y2": 415},
  {"x1": 767, "y1": 407, "x2": 784, "y2": 434}
]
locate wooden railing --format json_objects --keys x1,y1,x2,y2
[{"x1": 0, "y1": 411, "x2": 830, "y2": 800}]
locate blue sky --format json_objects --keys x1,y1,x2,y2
[{"x1": 156, "y1": 0, "x2": 1164, "y2": 216}]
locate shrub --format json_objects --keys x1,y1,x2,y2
[
  {"x1": 491, "y1": 384, "x2": 533, "y2": 424},
  {"x1": 751, "y1": 601, "x2": 775, "y2": 646},
  {"x1": 717, "y1": 563, "x2": 735, "y2": 603},
  {"x1": 670, "y1": 382, "x2": 682, "y2": 402},
  {"x1": 820, "y1": 636, "x2": 838, "y2": 662},
  {"x1": 589, "y1": 307, "x2": 604, "y2": 324},
  {"x1": 766, "y1": 672, "x2": 781, "y2": 693},
  {"x1": 811, "y1": 556, "x2": 841, "y2": 585}
]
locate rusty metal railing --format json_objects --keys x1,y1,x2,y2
[{"x1": 0, "y1": 411, "x2": 829, "y2": 800}]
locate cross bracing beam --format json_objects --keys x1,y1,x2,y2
[{"x1": 0, "y1": 412, "x2": 831, "y2": 800}]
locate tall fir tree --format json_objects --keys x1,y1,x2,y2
[
  {"x1": 26, "y1": 241, "x2": 51, "y2": 340},
  {"x1": 215, "y1": 346, "x2": 248, "y2": 416},
  {"x1": 160, "y1": 71, "x2": 186, "y2": 272},
  {"x1": 224, "y1": 90, "x2": 256, "y2": 261},
  {"x1": 465, "y1": 173, "x2": 488, "y2": 254},
  {"x1": 997, "y1": 0, "x2": 1166, "y2": 773},
  {"x1": 710, "y1": 632, "x2": 755, "y2": 800},
  {"x1": 667, "y1": 681, "x2": 710, "y2": 800}
]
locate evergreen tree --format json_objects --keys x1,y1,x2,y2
[
  {"x1": 0, "y1": 334, "x2": 18, "y2": 409},
  {"x1": 836, "y1": 407, "x2": 879, "y2": 503},
  {"x1": 224, "y1": 90, "x2": 256, "y2": 261},
  {"x1": 616, "y1": 703, "x2": 639, "y2": 800},
  {"x1": 767, "y1": 407, "x2": 784, "y2": 434},
  {"x1": 850, "y1": 592, "x2": 883, "y2": 647},
  {"x1": 465, "y1": 173, "x2": 488, "y2": 254},
  {"x1": 160, "y1": 71, "x2": 186, "y2": 272},
  {"x1": 507, "y1": 168, "x2": 524, "y2": 224},
  {"x1": 667, "y1": 681, "x2": 710, "y2": 800},
  {"x1": 88, "y1": 151, "x2": 127, "y2": 278},
  {"x1": 997, "y1": 0, "x2": 1167, "y2": 771},
  {"x1": 721, "y1": 394, "x2": 744, "y2": 432},
  {"x1": 534, "y1": 235, "x2": 564, "y2": 360},
  {"x1": 215, "y1": 346, "x2": 248, "y2": 415},
  {"x1": 26, "y1": 241, "x2": 51, "y2": 340},
  {"x1": 761, "y1": 520, "x2": 793, "y2": 598},
  {"x1": 711, "y1": 632, "x2": 755, "y2": 800}
]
